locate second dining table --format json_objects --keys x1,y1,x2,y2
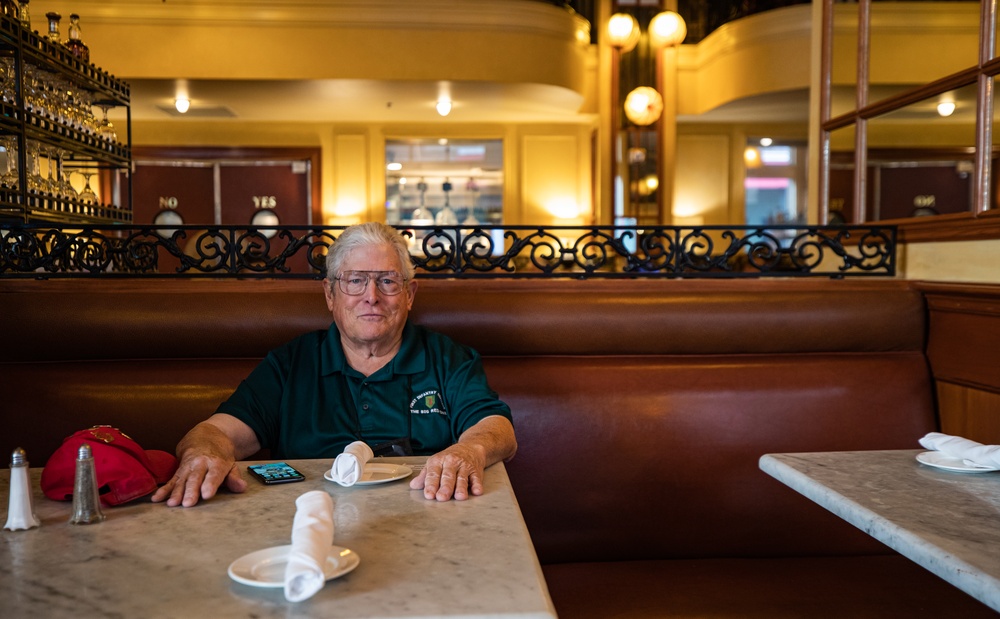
[
  {"x1": 760, "y1": 449, "x2": 1000, "y2": 613},
  {"x1": 0, "y1": 456, "x2": 557, "y2": 619}
]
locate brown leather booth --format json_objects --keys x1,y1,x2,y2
[{"x1": 0, "y1": 278, "x2": 994, "y2": 617}]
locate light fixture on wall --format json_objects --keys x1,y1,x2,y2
[
  {"x1": 609, "y1": 7, "x2": 687, "y2": 225},
  {"x1": 612, "y1": 10, "x2": 686, "y2": 128},
  {"x1": 174, "y1": 97, "x2": 190, "y2": 114}
]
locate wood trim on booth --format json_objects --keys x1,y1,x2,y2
[
  {"x1": 937, "y1": 381, "x2": 1000, "y2": 444},
  {"x1": 897, "y1": 210, "x2": 1000, "y2": 243},
  {"x1": 918, "y1": 281, "x2": 1000, "y2": 443},
  {"x1": 920, "y1": 282, "x2": 1000, "y2": 394}
]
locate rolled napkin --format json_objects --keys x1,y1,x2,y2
[
  {"x1": 284, "y1": 490, "x2": 335, "y2": 602},
  {"x1": 329, "y1": 441, "x2": 374, "y2": 487},
  {"x1": 919, "y1": 432, "x2": 1000, "y2": 469}
]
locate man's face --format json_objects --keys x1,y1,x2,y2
[{"x1": 324, "y1": 243, "x2": 417, "y2": 350}]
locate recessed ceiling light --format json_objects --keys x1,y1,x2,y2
[{"x1": 436, "y1": 97, "x2": 452, "y2": 117}]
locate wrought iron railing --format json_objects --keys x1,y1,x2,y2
[{"x1": 0, "y1": 223, "x2": 896, "y2": 279}]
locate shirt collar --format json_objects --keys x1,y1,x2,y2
[{"x1": 320, "y1": 322, "x2": 425, "y2": 378}]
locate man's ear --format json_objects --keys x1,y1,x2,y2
[
  {"x1": 322, "y1": 279, "x2": 336, "y2": 311},
  {"x1": 405, "y1": 279, "x2": 418, "y2": 309}
]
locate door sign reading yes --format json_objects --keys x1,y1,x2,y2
[{"x1": 253, "y1": 196, "x2": 277, "y2": 209}]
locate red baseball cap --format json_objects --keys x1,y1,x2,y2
[{"x1": 41, "y1": 426, "x2": 178, "y2": 507}]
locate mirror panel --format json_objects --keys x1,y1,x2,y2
[{"x1": 865, "y1": 85, "x2": 977, "y2": 220}]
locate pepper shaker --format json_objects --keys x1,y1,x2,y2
[
  {"x1": 69, "y1": 443, "x2": 105, "y2": 524},
  {"x1": 4, "y1": 447, "x2": 41, "y2": 531}
]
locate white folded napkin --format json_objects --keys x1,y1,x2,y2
[
  {"x1": 919, "y1": 432, "x2": 1000, "y2": 469},
  {"x1": 329, "y1": 441, "x2": 374, "y2": 487},
  {"x1": 284, "y1": 490, "x2": 335, "y2": 602}
]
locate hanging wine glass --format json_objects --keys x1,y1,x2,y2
[
  {"x1": 42, "y1": 144, "x2": 61, "y2": 196},
  {"x1": 0, "y1": 57, "x2": 16, "y2": 104},
  {"x1": 0, "y1": 136, "x2": 18, "y2": 189},
  {"x1": 77, "y1": 88, "x2": 98, "y2": 136},
  {"x1": 77, "y1": 170, "x2": 97, "y2": 205},
  {"x1": 55, "y1": 149, "x2": 76, "y2": 200},
  {"x1": 26, "y1": 141, "x2": 45, "y2": 195},
  {"x1": 23, "y1": 64, "x2": 42, "y2": 115},
  {"x1": 97, "y1": 103, "x2": 117, "y2": 143}
]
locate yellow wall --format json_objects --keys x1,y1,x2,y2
[
  {"x1": 901, "y1": 241, "x2": 1000, "y2": 284},
  {"x1": 675, "y1": 134, "x2": 730, "y2": 225}
]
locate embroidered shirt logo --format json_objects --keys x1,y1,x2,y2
[{"x1": 410, "y1": 390, "x2": 447, "y2": 415}]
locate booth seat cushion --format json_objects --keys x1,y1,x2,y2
[{"x1": 542, "y1": 556, "x2": 999, "y2": 618}]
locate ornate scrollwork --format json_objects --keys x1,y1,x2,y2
[{"x1": 0, "y1": 223, "x2": 896, "y2": 279}]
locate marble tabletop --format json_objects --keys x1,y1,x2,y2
[
  {"x1": 0, "y1": 457, "x2": 556, "y2": 619},
  {"x1": 760, "y1": 449, "x2": 1000, "y2": 613}
]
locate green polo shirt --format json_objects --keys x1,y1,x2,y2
[{"x1": 217, "y1": 322, "x2": 511, "y2": 458}]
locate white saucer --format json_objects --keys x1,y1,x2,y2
[
  {"x1": 324, "y1": 463, "x2": 413, "y2": 486},
  {"x1": 228, "y1": 544, "x2": 360, "y2": 588},
  {"x1": 916, "y1": 451, "x2": 1000, "y2": 474}
]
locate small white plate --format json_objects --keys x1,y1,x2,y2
[
  {"x1": 228, "y1": 544, "x2": 360, "y2": 588},
  {"x1": 324, "y1": 463, "x2": 413, "y2": 486},
  {"x1": 916, "y1": 451, "x2": 1000, "y2": 474}
]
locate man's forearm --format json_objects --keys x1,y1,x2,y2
[
  {"x1": 457, "y1": 415, "x2": 517, "y2": 468},
  {"x1": 178, "y1": 414, "x2": 260, "y2": 462}
]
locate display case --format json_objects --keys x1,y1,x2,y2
[{"x1": 0, "y1": 12, "x2": 131, "y2": 224}]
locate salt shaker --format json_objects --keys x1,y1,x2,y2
[
  {"x1": 69, "y1": 443, "x2": 105, "y2": 524},
  {"x1": 4, "y1": 447, "x2": 41, "y2": 531}
]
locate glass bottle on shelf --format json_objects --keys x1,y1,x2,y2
[
  {"x1": 64, "y1": 14, "x2": 89, "y2": 63},
  {"x1": 1, "y1": 0, "x2": 19, "y2": 21},
  {"x1": 45, "y1": 11, "x2": 61, "y2": 45},
  {"x1": 18, "y1": 0, "x2": 29, "y2": 29}
]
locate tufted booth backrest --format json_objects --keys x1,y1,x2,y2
[{"x1": 0, "y1": 278, "x2": 933, "y2": 563}]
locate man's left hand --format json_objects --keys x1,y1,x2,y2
[{"x1": 410, "y1": 442, "x2": 486, "y2": 501}]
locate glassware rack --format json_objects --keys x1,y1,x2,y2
[{"x1": 0, "y1": 12, "x2": 131, "y2": 224}]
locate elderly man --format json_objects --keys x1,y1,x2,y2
[{"x1": 152, "y1": 222, "x2": 516, "y2": 507}]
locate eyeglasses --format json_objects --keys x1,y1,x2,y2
[{"x1": 333, "y1": 271, "x2": 408, "y2": 296}]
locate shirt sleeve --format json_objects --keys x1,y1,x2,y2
[
  {"x1": 215, "y1": 346, "x2": 291, "y2": 451},
  {"x1": 441, "y1": 343, "x2": 513, "y2": 439}
]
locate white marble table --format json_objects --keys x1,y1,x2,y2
[
  {"x1": 0, "y1": 457, "x2": 556, "y2": 619},
  {"x1": 760, "y1": 449, "x2": 1000, "y2": 613}
]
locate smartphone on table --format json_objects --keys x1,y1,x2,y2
[{"x1": 247, "y1": 462, "x2": 306, "y2": 485}]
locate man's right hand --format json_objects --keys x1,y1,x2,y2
[
  {"x1": 151, "y1": 452, "x2": 247, "y2": 507},
  {"x1": 151, "y1": 415, "x2": 259, "y2": 507}
]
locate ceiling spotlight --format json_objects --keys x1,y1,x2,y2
[
  {"x1": 937, "y1": 101, "x2": 956, "y2": 117},
  {"x1": 436, "y1": 97, "x2": 452, "y2": 117},
  {"x1": 387, "y1": 162, "x2": 402, "y2": 171},
  {"x1": 174, "y1": 97, "x2": 190, "y2": 114}
]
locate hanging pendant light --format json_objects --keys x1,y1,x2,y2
[
  {"x1": 607, "y1": 12, "x2": 640, "y2": 51},
  {"x1": 648, "y1": 11, "x2": 687, "y2": 48},
  {"x1": 623, "y1": 87, "x2": 663, "y2": 126}
]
